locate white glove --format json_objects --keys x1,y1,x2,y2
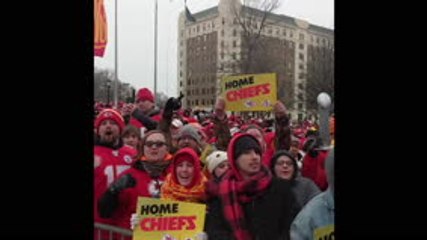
[
  {"x1": 194, "y1": 232, "x2": 208, "y2": 240},
  {"x1": 130, "y1": 213, "x2": 140, "y2": 230}
]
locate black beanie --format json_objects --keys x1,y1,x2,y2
[
  {"x1": 270, "y1": 150, "x2": 298, "y2": 180},
  {"x1": 233, "y1": 135, "x2": 262, "y2": 160}
]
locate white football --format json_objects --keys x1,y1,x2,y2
[{"x1": 317, "y1": 92, "x2": 331, "y2": 108}]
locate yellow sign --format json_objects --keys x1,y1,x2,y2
[
  {"x1": 313, "y1": 224, "x2": 334, "y2": 240},
  {"x1": 133, "y1": 197, "x2": 206, "y2": 240},
  {"x1": 221, "y1": 73, "x2": 277, "y2": 112}
]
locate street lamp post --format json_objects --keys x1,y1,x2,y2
[
  {"x1": 106, "y1": 80, "x2": 112, "y2": 106},
  {"x1": 317, "y1": 92, "x2": 332, "y2": 148}
]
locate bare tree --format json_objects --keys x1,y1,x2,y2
[
  {"x1": 94, "y1": 68, "x2": 115, "y2": 102},
  {"x1": 94, "y1": 68, "x2": 135, "y2": 103},
  {"x1": 231, "y1": 0, "x2": 282, "y2": 73},
  {"x1": 305, "y1": 45, "x2": 334, "y2": 111}
]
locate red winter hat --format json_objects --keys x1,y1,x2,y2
[
  {"x1": 137, "y1": 88, "x2": 154, "y2": 103},
  {"x1": 94, "y1": 108, "x2": 125, "y2": 133}
]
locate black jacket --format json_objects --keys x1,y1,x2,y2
[{"x1": 205, "y1": 178, "x2": 294, "y2": 240}]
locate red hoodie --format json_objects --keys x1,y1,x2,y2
[{"x1": 301, "y1": 150, "x2": 329, "y2": 191}]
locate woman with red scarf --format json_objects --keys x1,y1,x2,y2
[
  {"x1": 205, "y1": 133, "x2": 294, "y2": 240},
  {"x1": 161, "y1": 147, "x2": 207, "y2": 203}
]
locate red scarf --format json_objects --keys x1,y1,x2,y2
[
  {"x1": 208, "y1": 166, "x2": 272, "y2": 240},
  {"x1": 161, "y1": 174, "x2": 207, "y2": 203}
]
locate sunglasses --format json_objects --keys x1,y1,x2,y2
[{"x1": 145, "y1": 141, "x2": 167, "y2": 148}]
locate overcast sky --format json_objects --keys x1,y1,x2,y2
[{"x1": 94, "y1": 0, "x2": 334, "y2": 97}]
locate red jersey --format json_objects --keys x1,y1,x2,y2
[{"x1": 94, "y1": 145, "x2": 137, "y2": 224}]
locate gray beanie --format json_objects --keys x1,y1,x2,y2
[{"x1": 178, "y1": 124, "x2": 201, "y2": 145}]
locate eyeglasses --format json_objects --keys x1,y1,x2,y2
[
  {"x1": 276, "y1": 160, "x2": 294, "y2": 167},
  {"x1": 145, "y1": 141, "x2": 167, "y2": 148}
]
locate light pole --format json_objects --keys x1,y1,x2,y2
[
  {"x1": 154, "y1": 0, "x2": 158, "y2": 102},
  {"x1": 317, "y1": 92, "x2": 332, "y2": 148},
  {"x1": 106, "y1": 80, "x2": 112, "y2": 106}
]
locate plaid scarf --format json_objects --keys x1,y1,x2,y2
[
  {"x1": 161, "y1": 173, "x2": 207, "y2": 203},
  {"x1": 208, "y1": 166, "x2": 272, "y2": 240}
]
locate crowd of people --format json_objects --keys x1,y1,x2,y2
[{"x1": 94, "y1": 87, "x2": 335, "y2": 240}]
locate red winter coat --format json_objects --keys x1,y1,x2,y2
[{"x1": 301, "y1": 150, "x2": 329, "y2": 191}]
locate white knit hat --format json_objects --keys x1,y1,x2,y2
[{"x1": 206, "y1": 150, "x2": 228, "y2": 174}]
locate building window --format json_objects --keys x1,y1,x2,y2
[
  {"x1": 299, "y1": 73, "x2": 304, "y2": 79},
  {"x1": 298, "y1": 83, "x2": 303, "y2": 90},
  {"x1": 290, "y1": 41, "x2": 294, "y2": 48},
  {"x1": 203, "y1": 23, "x2": 206, "y2": 31},
  {"x1": 181, "y1": 30, "x2": 184, "y2": 37},
  {"x1": 221, "y1": 41, "x2": 224, "y2": 48},
  {"x1": 187, "y1": 79, "x2": 191, "y2": 85},
  {"x1": 298, "y1": 103, "x2": 303, "y2": 109},
  {"x1": 276, "y1": 29, "x2": 279, "y2": 35},
  {"x1": 233, "y1": 29, "x2": 237, "y2": 36},
  {"x1": 268, "y1": 28, "x2": 272, "y2": 34},
  {"x1": 290, "y1": 31, "x2": 293, "y2": 38},
  {"x1": 299, "y1": 33, "x2": 304, "y2": 40},
  {"x1": 221, "y1": 52, "x2": 224, "y2": 59},
  {"x1": 222, "y1": 18, "x2": 225, "y2": 25},
  {"x1": 311, "y1": 36, "x2": 314, "y2": 42},
  {"x1": 232, "y1": 53, "x2": 236, "y2": 60},
  {"x1": 283, "y1": 29, "x2": 286, "y2": 36},
  {"x1": 233, "y1": 41, "x2": 237, "y2": 47},
  {"x1": 299, "y1": 53, "x2": 304, "y2": 60},
  {"x1": 221, "y1": 29, "x2": 224, "y2": 37},
  {"x1": 180, "y1": 81, "x2": 183, "y2": 87},
  {"x1": 187, "y1": 100, "x2": 190, "y2": 106},
  {"x1": 197, "y1": 25, "x2": 200, "y2": 32},
  {"x1": 299, "y1": 43, "x2": 304, "y2": 49},
  {"x1": 299, "y1": 64, "x2": 304, "y2": 70},
  {"x1": 179, "y1": 61, "x2": 182, "y2": 66},
  {"x1": 180, "y1": 71, "x2": 183, "y2": 77},
  {"x1": 195, "y1": 99, "x2": 199, "y2": 105}
]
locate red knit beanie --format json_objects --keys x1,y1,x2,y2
[
  {"x1": 94, "y1": 108, "x2": 125, "y2": 133},
  {"x1": 137, "y1": 88, "x2": 154, "y2": 103}
]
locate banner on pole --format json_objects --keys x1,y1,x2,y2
[{"x1": 94, "y1": 0, "x2": 108, "y2": 57}]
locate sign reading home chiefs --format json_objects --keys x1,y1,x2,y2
[
  {"x1": 133, "y1": 197, "x2": 206, "y2": 240},
  {"x1": 221, "y1": 73, "x2": 277, "y2": 112}
]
